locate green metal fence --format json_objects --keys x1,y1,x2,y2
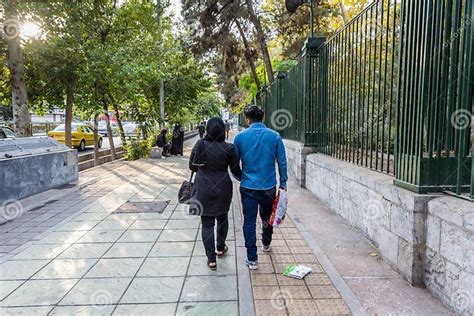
[{"x1": 255, "y1": 0, "x2": 473, "y2": 197}]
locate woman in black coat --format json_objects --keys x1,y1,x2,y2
[
  {"x1": 189, "y1": 117, "x2": 241, "y2": 270},
  {"x1": 171, "y1": 123, "x2": 184, "y2": 155}
]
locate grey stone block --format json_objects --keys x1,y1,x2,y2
[
  {"x1": 440, "y1": 221, "x2": 474, "y2": 273},
  {"x1": 426, "y1": 215, "x2": 441, "y2": 251},
  {"x1": 377, "y1": 227, "x2": 399, "y2": 265}
]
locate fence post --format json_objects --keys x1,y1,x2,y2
[{"x1": 301, "y1": 37, "x2": 326, "y2": 148}]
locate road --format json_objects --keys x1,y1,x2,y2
[{"x1": 79, "y1": 136, "x2": 122, "y2": 156}]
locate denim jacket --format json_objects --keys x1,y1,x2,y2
[{"x1": 234, "y1": 123, "x2": 288, "y2": 190}]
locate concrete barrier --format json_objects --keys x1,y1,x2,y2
[{"x1": 0, "y1": 137, "x2": 78, "y2": 205}]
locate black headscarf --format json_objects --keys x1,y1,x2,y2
[
  {"x1": 204, "y1": 117, "x2": 226, "y2": 142},
  {"x1": 191, "y1": 117, "x2": 225, "y2": 167}
]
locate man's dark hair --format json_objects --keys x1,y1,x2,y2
[{"x1": 244, "y1": 106, "x2": 264, "y2": 122}]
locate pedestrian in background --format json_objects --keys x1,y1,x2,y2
[
  {"x1": 171, "y1": 122, "x2": 184, "y2": 155},
  {"x1": 189, "y1": 117, "x2": 242, "y2": 270},
  {"x1": 233, "y1": 106, "x2": 288, "y2": 270},
  {"x1": 225, "y1": 120, "x2": 231, "y2": 140},
  {"x1": 198, "y1": 122, "x2": 205, "y2": 138},
  {"x1": 156, "y1": 129, "x2": 171, "y2": 157}
]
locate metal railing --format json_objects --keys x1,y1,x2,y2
[{"x1": 254, "y1": 0, "x2": 473, "y2": 197}]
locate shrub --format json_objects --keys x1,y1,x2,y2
[{"x1": 124, "y1": 138, "x2": 151, "y2": 161}]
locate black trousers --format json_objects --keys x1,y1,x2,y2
[{"x1": 201, "y1": 214, "x2": 228, "y2": 262}]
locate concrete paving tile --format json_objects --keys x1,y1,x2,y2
[
  {"x1": 277, "y1": 274, "x2": 307, "y2": 286},
  {"x1": 60, "y1": 278, "x2": 131, "y2": 306},
  {"x1": 287, "y1": 299, "x2": 319, "y2": 315},
  {"x1": 73, "y1": 213, "x2": 110, "y2": 221},
  {"x1": 304, "y1": 274, "x2": 332, "y2": 286},
  {"x1": 158, "y1": 229, "x2": 198, "y2": 242},
  {"x1": 113, "y1": 303, "x2": 176, "y2": 315},
  {"x1": 11, "y1": 243, "x2": 70, "y2": 260},
  {"x1": 188, "y1": 255, "x2": 236, "y2": 276},
  {"x1": 197, "y1": 229, "x2": 235, "y2": 241},
  {"x1": 293, "y1": 254, "x2": 318, "y2": 263},
  {"x1": 0, "y1": 246, "x2": 19, "y2": 253},
  {"x1": 250, "y1": 263, "x2": 275, "y2": 274},
  {"x1": 128, "y1": 219, "x2": 167, "y2": 230},
  {"x1": 279, "y1": 286, "x2": 312, "y2": 299},
  {"x1": 92, "y1": 220, "x2": 134, "y2": 231},
  {"x1": 55, "y1": 221, "x2": 100, "y2": 232},
  {"x1": 149, "y1": 241, "x2": 194, "y2": 257},
  {"x1": 290, "y1": 247, "x2": 314, "y2": 255},
  {"x1": 85, "y1": 258, "x2": 144, "y2": 278},
  {"x1": 49, "y1": 305, "x2": 115, "y2": 315},
  {"x1": 137, "y1": 257, "x2": 190, "y2": 277},
  {"x1": 121, "y1": 277, "x2": 184, "y2": 304},
  {"x1": 251, "y1": 273, "x2": 278, "y2": 286},
  {"x1": 176, "y1": 301, "x2": 238, "y2": 316},
  {"x1": 254, "y1": 300, "x2": 287, "y2": 316},
  {"x1": 314, "y1": 299, "x2": 350, "y2": 315},
  {"x1": 308, "y1": 285, "x2": 341, "y2": 299},
  {"x1": 0, "y1": 280, "x2": 23, "y2": 300},
  {"x1": 283, "y1": 233, "x2": 304, "y2": 240},
  {"x1": 192, "y1": 241, "x2": 235, "y2": 257},
  {"x1": 0, "y1": 306, "x2": 53, "y2": 315},
  {"x1": 33, "y1": 258, "x2": 98, "y2": 279},
  {"x1": 170, "y1": 210, "x2": 195, "y2": 220},
  {"x1": 118, "y1": 230, "x2": 161, "y2": 243},
  {"x1": 0, "y1": 260, "x2": 50, "y2": 280},
  {"x1": 138, "y1": 212, "x2": 171, "y2": 220},
  {"x1": 267, "y1": 240, "x2": 289, "y2": 247},
  {"x1": 165, "y1": 219, "x2": 200, "y2": 230},
  {"x1": 77, "y1": 230, "x2": 125, "y2": 243},
  {"x1": 180, "y1": 275, "x2": 237, "y2": 302},
  {"x1": 104, "y1": 242, "x2": 153, "y2": 258},
  {"x1": 271, "y1": 246, "x2": 292, "y2": 254},
  {"x1": 272, "y1": 254, "x2": 296, "y2": 264},
  {"x1": 36, "y1": 231, "x2": 87, "y2": 244},
  {"x1": 253, "y1": 286, "x2": 281, "y2": 300},
  {"x1": 58, "y1": 243, "x2": 112, "y2": 259},
  {"x1": 0, "y1": 279, "x2": 77, "y2": 306}
]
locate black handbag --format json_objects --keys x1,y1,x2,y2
[{"x1": 178, "y1": 172, "x2": 194, "y2": 204}]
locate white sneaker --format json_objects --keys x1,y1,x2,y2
[
  {"x1": 245, "y1": 259, "x2": 259, "y2": 270},
  {"x1": 262, "y1": 245, "x2": 271, "y2": 253}
]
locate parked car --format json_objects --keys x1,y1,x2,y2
[
  {"x1": 48, "y1": 123, "x2": 102, "y2": 151},
  {"x1": 0, "y1": 126, "x2": 16, "y2": 139},
  {"x1": 98, "y1": 121, "x2": 118, "y2": 137}
]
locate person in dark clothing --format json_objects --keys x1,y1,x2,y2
[
  {"x1": 198, "y1": 123, "x2": 205, "y2": 138},
  {"x1": 189, "y1": 117, "x2": 242, "y2": 270},
  {"x1": 156, "y1": 129, "x2": 171, "y2": 157},
  {"x1": 171, "y1": 123, "x2": 184, "y2": 155},
  {"x1": 225, "y1": 120, "x2": 231, "y2": 140}
]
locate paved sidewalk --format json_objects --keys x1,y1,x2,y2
[{"x1": 0, "y1": 141, "x2": 240, "y2": 315}]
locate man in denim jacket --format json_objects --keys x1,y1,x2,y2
[{"x1": 234, "y1": 106, "x2": 288, "y2": 270}]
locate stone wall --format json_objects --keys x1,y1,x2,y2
[
  {"x1": 424, "y1": 197, "x2": 474, "y2": 315},
  {"x1": 283, "y1": 140, "x2": 314, "y2": 188},
  {"x1": 284, "y1": 143, "x2": 474, "y2": 313},
  {"x1": 303, "y1": 153, "x2": 434, "y2": 285}
]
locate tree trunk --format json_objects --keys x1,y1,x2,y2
[
  {"x1": 5, "y1": 2, "x2": 32, "y2": 137},
  {"x1": 103, "y1": 104, "x2": 117, "y2": 160},
  {"x1": 340, "y1": 1, "x2": 348, "y2": 24},
  {"x1": 109, "y1": 95, "x2": 127, "y2": 146},
  {"x1": 235, "y1": 19, "x2": 261, "y2": 91},
  {"x1": 246, "y1": 0, "x2": 274, "y2": 84},
  {"x1": 93, "y1": 112, "x2": 100, "y2": 166},
  {"x1": 65, "y1": 83, "x2": 75, "y2": 148},
  {"x1": 93, "y1": 79, "x2": 101, "y2": 166}
]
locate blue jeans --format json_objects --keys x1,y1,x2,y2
[{"x1": 240, "y1": 187, "x2": 276, "y2": 262}]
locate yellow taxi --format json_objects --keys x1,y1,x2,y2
[{"x1": 48, "y1": 123, "x2": 103, "y2": 151}]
